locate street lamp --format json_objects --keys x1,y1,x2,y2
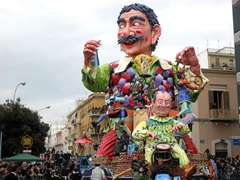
[
  {"x1": 37, "y1": 106, "x2": 51, "y2": 112},
  {"x1": 13, "y1": 82, "x2": 26, "y2": 102}
]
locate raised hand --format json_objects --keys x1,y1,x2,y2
[
  {"x1": 176, "y1": 46, "x2": 200, "y2": 75},
  {"x1": 83, "y1": 40, "x2": 101, "y2": 66}
]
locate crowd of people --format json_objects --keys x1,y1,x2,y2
[
  {"x1": 0, "y1": 152, "x2": 82, "y2": 180},
  {"x1": 213, "y1": 155, "x2": 240, "y2": 179}
]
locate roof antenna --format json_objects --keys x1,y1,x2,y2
[{"x1": 206, "y1": 39, "x2": 209, "y2": 49}]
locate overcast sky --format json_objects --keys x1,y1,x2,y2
[{"x1": 0, "y1": 0, "x2": 234, "y2": 125}]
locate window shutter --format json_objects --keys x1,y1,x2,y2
[
  {"x1": 209, "y1": 91, "x2": 214, "y2": 108},
  {"x1": 223, "y1": 91, "x2": 230, "y2": 109}
]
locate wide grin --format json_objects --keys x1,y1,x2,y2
[{"x1": 123, "y1": 41, "x2": 136, "y2": 48}]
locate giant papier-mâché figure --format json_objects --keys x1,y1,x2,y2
[{"x1": 81, "y1": 3, "x2": 209, "y2": 179}]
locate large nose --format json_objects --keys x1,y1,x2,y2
[{"x1": 122, "y1": 25, "x2": 135, "y2": 38}]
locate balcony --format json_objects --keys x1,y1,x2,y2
[
  {"x1": 65, "y1": 123, "x2": 71, "y2": 129},
  {"x1": 71, "y1": 133, "x2": 76, "y2": 138},
  {"x1": 75, "y1": 119, "x2": 81, "y2": 125},
  {"x1": 65, "y1": 135, "x2": 71, "y2": 141},
  {"x1": 211, "y1": 63, "x2": 235, "y2": 70},
  {"x1": 72, "y1": 119, "x2": 80, "y2": 126},
  {"x1": 88, "y1": 108, "x2": 101, "y2": 117},
  {"x1": 209, "y1": 109, "x2": 235, "y2": 121}
]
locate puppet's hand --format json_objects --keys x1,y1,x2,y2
[
  {"x1": 147, "y1": 131, "x2": 156, "y2": 140},
  {"x1": 83, "y1": 40, "x2": 101, "y2": 67},
  {"x1": 172, "y1": 124, "x2": 183, "y2": 133},
  {"x1": 176, "y1": 46, "x2": 200, "y2": 75}
]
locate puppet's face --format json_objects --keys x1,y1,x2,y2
[
  {"x1": 152, "y1": 92, "x2": 171, "y2": 116},
  {"x1": 117, "y1": 9, "x2": 159, "y2": 58}
]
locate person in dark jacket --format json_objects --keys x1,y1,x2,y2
[
  {"x1": 69, "y1": 165, "x2": 81, "y2": 180},
  {"x1": 151, "y1": 158, "x2": 171, "y2": 180},
  {"x1": 114, "y1": 138, "x2": 122, "y2": 156},
  {"x1": 43, "y1": 163, "x2": 52, "y2": 180},
  {"x1": 60, "y1": 164, "x2": 70, "y2": 180},
  {"x1": 3, "y1": 164, "x2": 19, "y2": 180},
  {"x1": 51, "y1": 167, "x2": 60, "y2": 180},
  {"x1": 0, "y1": 162, "x2": 9, "y2": 180}
]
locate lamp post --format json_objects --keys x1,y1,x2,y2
[
  {"x1": 13, "y1": 82, "x2": 26, "y2": 102},
  {"x1": 37, "y1": 106, "x2": 51, "y2": 112}
]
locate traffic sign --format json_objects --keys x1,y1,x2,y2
[
  {"x1": 231, "y1": 139, "x2": 240, "y2": 146},
  {"x1": 21, "y1": 135, "x2": 33, "y2": 149},
  {"x1": 230, "y1": 136, "x2": 240, "y2": 139}
]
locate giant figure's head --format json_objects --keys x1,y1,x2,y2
[{"x1": 117, "y1": 3, "x2": 161, "y2": 58}]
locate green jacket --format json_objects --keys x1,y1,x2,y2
[{"x1": 133, "y1": 171, "x2": 150, "y2": 180}]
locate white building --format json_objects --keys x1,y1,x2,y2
[{"x1": 45, "y1": 124, "x2": 65, "y2": 152}]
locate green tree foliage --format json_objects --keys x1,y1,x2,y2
[{"x1": 0, "y1": 98, "x2": 50, "y2": 157}]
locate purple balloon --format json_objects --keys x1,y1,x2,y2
[
  {"x1": 158, "y1": 85, "x2": 166, "y2": 92},
  {"x1": 162, "y1": 70, "x2": 169, "y2": 77},
  {"x1": 124, "y1": 96, "x2": 130, "y2": 106},
  {"x1": 126, "y1": 67, "x2": 135, "y2": 77},
  {"x1": 119, "y1": 78, "x2": 126, "y2": 87},
  {"x1": 138, "y1": 94, "x2": 142, "y2": 100},
  {"x1": 155, "y1": 74, "x2": 163, "y2": 87},
  {"x1": 167, "y1": 77, "x2": 173, "y2": 86}
]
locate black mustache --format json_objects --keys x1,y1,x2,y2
[{"x1": 117, "y1": 35, "x2": 144, "y2": 44}]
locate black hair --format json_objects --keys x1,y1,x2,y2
[
  {"x1": 10, "y1": 164, "x2": 19, "y2": 172},
  {"x1": 118, "y1": 3, "x2": 160, "y2": 51},
  {"x1": 176, "y1": 71, "x2": 183, "y2": 79}
]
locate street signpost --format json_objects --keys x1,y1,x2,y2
[
  {"x1": 230, "y1": 136, "x2": 240, "y2": 146},
  {"x1": 23, "y1": 150, "x2": 32, "y2": 153}
]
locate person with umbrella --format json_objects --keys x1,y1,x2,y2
[
  {"x1": 74, "y1": 132, "x2": 93, "y2": 157},
  {"x1": 76, "y1": 144, "x2": 84, "y2": 157}
]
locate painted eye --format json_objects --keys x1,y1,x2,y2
[
  {"x1": 133, "y1": 22, "x2": 141, "y2": 26},
  {"x1": 119, "y1": 24, "x2": 125, "y2": 29}
]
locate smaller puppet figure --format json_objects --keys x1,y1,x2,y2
[
  {"x1": 142, "y1": 90, "x2": 151, "y2": 106},
  {"x1": 176, "y1": 68, "x2": 205, "y2": 117},
  {"x1": 130, "y1": 78, "x2": 140, "y2": 107},
  {"x1": 147, "y1": 74, "x2": 156, "y2": 100}
]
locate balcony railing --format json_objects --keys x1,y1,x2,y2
[
  {"x1": 65, "y1": 135, "x2": 71, "y2": 141},
  {"x1": 71, "y1": 133, "x2": 76, "y2": 138},
  {"x1": 209, "y1": 109, "x2": 235, "y2": 120},
  {"x1": 65, "y1": 123, "x2": 71, "y2": 129},
  {"x1": 211, "y1": 63, "x2": 235, "y2": 70},
  {"x1": 88, "y1": 108, "x2": 101, "y2": 117}
]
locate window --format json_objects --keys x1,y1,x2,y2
[
  {"x1": 229, "y1": 59, "x2": 234, "y2": 69},
  {"x1": 209, "y1": 91, "x2": 229, "y2": 109},
  {"x1": 215, "y1": 58, "x2": 220, "y2": 67}
]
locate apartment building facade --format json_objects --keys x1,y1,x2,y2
[
  {"x1": 65, "y1": 93, "x2": 105, "y2": 156},
  {"x1": 190, "y1": 47, "x2": 239, "y2": 157}
]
